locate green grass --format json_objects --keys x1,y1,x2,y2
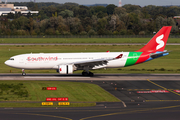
[
  {"x1": 0, "y1": 83, "x2": 28, "y2": 100},
  {"x1": 0, "y1": 38, "x2": 180, "y2": 43},
  {"x1": 1, "y1": 45, "x2": 180, "y2": 73},
  {"x1": 0, "y1": 81, "x2": 119, "y2": 102},
  {"x1": 0, "y1": 81, "x2": 119, "y2": 107}
]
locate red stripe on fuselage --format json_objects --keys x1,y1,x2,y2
[{"x1": 135, "y1": 52, "x2": 150, "y2": 64}]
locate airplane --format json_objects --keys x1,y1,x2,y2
[{"x1": 5, "y1": 26, "x2": 172, "y2": 76}]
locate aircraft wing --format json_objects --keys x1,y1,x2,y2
[
  {"x1": 72, "y1": 54, "x2": 123, "y2": 67},
  {"x1": 73, "y1": 58, "x2": 111, "y2": 67}
]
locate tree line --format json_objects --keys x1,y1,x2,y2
[{"x1": 0, "y1": 2, "x2": 180, "y2": 36}]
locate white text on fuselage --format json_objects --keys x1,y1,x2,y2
[{"x1": 27, "y1": 56, "x2": 58, "y2": 61}]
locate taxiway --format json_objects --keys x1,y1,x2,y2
[
  {"x1": 0, "y1": 74, "x2": 180, "y2": 120},
  {"x1": 0, "y1": 73, "x2": 180, "y2": 80}
]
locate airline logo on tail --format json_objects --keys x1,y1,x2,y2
[
  {"x1": 136, "y1": 26, "x2": 172, "y2": 52},
  {"x1": 156, "y1": 34, "x2": 164, "y2": 50}
]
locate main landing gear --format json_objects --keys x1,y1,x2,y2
[
  {"x1": 22, "y1": 69, "x2": 26, "y2": 76},
  {"x1": 82, "y1": 71, "x2": 94, "y2": 76}
]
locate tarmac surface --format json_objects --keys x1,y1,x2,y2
[
  {"x1": 1, "y1": 73, "x2": 180, "y2": 80},
  {"x1": 1, "y1": 102, "x2": 180, "y2": 120},
  {"x1": 0, "y1": 74, "x2": 180, "y2": 120}
]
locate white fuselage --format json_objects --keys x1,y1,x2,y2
[{"x1": 5, "y1": 52, "x2": 129, "y2": 70}]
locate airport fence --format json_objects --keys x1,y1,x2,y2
[{"x1": 0, "y1": 35, "x2": 179, "y2": 38}]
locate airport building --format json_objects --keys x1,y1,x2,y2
[
  {"x1": 0, "y1": 3, "x2": 38, "y2": 16},
  {"x1": 174, "y1": 16, "x2": 180, "y2": 29}
]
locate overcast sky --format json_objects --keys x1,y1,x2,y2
[{"x1": 6, "y1": 0, "x2": 180, "y2": 6}]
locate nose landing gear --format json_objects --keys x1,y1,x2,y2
[{"x1": 22, "y1": 69, "x2": 26, "y2": 76}]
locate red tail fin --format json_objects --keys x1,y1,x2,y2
[{"x1": 136, "y1": 26, "x2": 172, "y2": 52}]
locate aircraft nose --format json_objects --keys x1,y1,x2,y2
[
  {"x1": 4, "y1": 60, "x2": 10, "y2": 66},
  {"x1": 4, "y1": 60, "x2": 17, "y2": 68}
]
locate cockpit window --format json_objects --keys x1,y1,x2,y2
[{"x1": 9, "y1": 58, "x2": 14, "y2": 60}]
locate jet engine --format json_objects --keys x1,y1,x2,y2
[{"x1": 57, "y1": 65, "x2": 74, "y2": 74}]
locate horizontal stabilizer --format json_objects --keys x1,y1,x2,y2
[{"x1": 150, "y1": 51, "x2": 169, "y2": 59}]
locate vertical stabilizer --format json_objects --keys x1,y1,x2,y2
[{"x1": 136, "y1": 26, "x2": 172, "y2": 52}]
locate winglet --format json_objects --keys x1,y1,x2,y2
[
  {"x1": 116, "y1": 54, "x2": 123, "y2": 59},
  {"x1": 136, "y1": 26, "x2": 172, "y2": 52}
]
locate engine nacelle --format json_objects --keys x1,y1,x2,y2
[{"x1": 57, "y1": 65, "x2": 74, "y2": 74}]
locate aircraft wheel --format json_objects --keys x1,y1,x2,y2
[
  {"x1": 82, "y1": 71, "x2": 88, "y2": 76},
  {"x1": 89, "y1": 72, "x2": 94, "y2": 77},
  {"x1": 22, "y1": 73, "x2": 26, "y2": 76},
  {"x1": 82, "y1": 71, "x2": 94, "y2": 76}
]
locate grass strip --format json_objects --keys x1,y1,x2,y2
[
  {"x1": 0, "y1": 80, "x2": 119, "y2": 107},
  {"x1": 0, "y1": 81, "x2": 120, "y2": 102},
  {"x1": 0, "y1": 38, "x2": 180, "y2": 43}
]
